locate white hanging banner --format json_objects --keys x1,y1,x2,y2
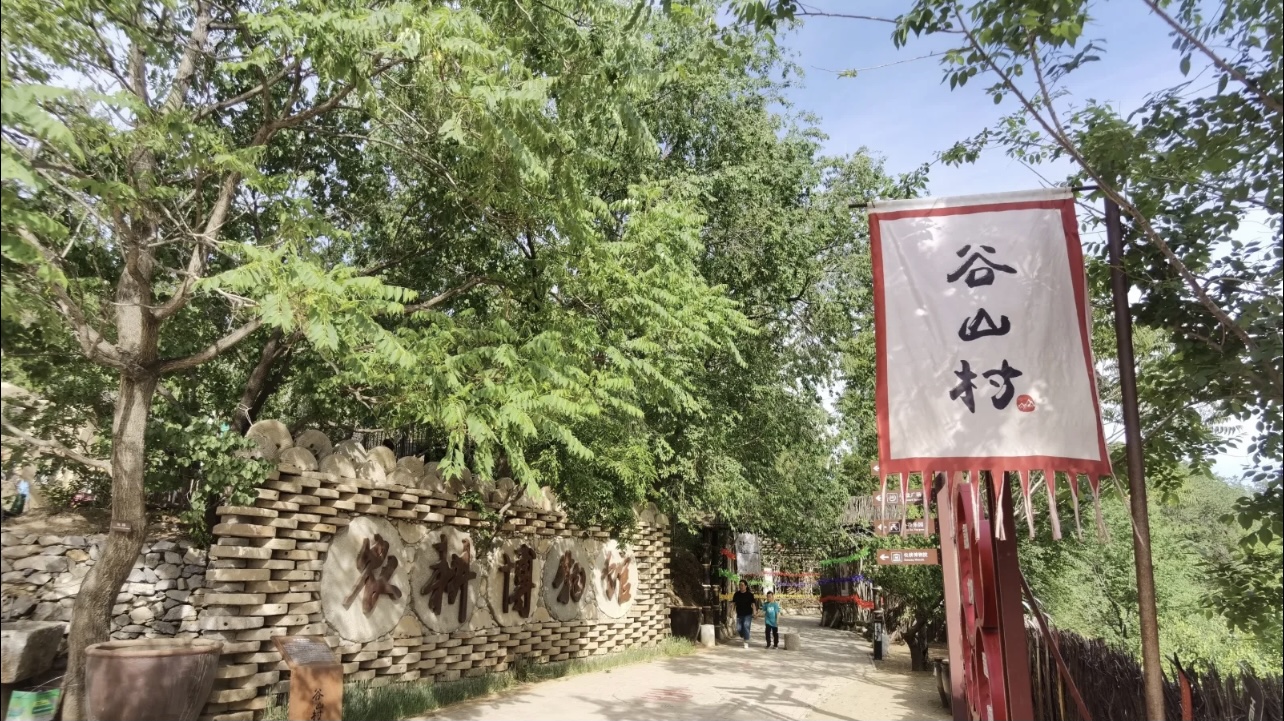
[
  {"x1": 734, "y1": 532, "x2": 762, "y2": 576},
  {"x1": 870, "y1": 189, "x2": 1111, "y2": 512}
]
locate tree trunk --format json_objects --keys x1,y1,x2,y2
[
  {"x1": 62, "y1": 262, "x2": 159, "y2": 720},
  {"x1": 231, "y1": 330, "x2": 287, "y2": 435},
  {"x1": 904, "y1": 616, "x2": 931, "y2": 672}
]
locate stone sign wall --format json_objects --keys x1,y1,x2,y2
[{"x1": 194, "y1": 421, "x2": 672, "y2": 721}]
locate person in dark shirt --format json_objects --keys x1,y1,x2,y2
[{"x1": 731, "y1": 580, "x2": 758, "y2": 649}]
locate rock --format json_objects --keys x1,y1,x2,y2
[
  {"x1": 1, "y1": 620, "x2": 65, "y2": 683},
  {"x1": 14, "y1": 556, "x2": 67, "y2": 574},
  {"x1": 66, "y1": 549, "x2": 90, "y2": 563},
  {"x1": 156, "y1": 580, "x2": 174, "y2": 591},
  {"x1": 163, "y1": 605, "x2": 197, "y2": 621},
  {"x1": 151, "y1": 621, "x2": 176, "y2": 635},
  {"x1": 120, "y1": 624, "x2": 148, "y2": 635},
  {"x1": 88, "y1": 545, "x2": 100, "y2": 561},
  {"x1": 2, "y1": 572, "x2": 28, "y2": 583},
  {"x1": 65, "y1": 536, "x2": 87, "y2": 548},
  {"x1": 1, "y1": 545, "x2": 39, "y2": 559},
  {"x1": 36, "y1": 536, "x2": 63, "y2": 547},
  {"x1": 0, "y1": 559, "x2": 10, "y2": 573},
  {"x1": 31, "y1": 603, "x2": 60, "y2": 623},
  {"x1": 127, "y1": 568, "x2": 145, "y2": 583},
  {"x1": 392, "y1": 615, "x2": 423, "y2": 638},
  {"x1": 279, "y1": 446, "x2": 319, "y2": 471},
  {"x1": 394, "y1": 521, "x2": 426, "y2": 546},
  {"x1": 156, "y1": 563, "x2": 181, "y2": 580},
  {"x1": 129, "y1": 607, "x2": 155, "y2": 624},
  {"x1": 3, "y1": 595, "x2": 36, "y2": 619},
  {"x1": 294, "y1": 429, "x2": 333, "y2": 460},
  {"x1": 144, "y1": 552, "x2": 160, "y2": 566},
  {"x1": 153, "y1": 540, "x2": 177, "y2": 552},
  {"x1": 41, "y1": 546, "x2": 67, "y2": 557},
  {"x1": 164, "y1": 552, "x2": 183, "y2": 565},
  {"x1": 126, "y1": 583, "x2": 153, "y2": 595},
  {"x1": 45, "y1": 575, "x2": 81, "y2": 600},
  {"x1": 142, "y1": 567, "x2": 159, "y2": 584},
  {"x1": 182, "y1": 549, "x2": 205, "y2": 565},
  {"x1": 27, "y1": 572, "x2": 52, "y2": 586},
  {"x1": 166, "y1": 590, "x2": 190, "y2": 603}
]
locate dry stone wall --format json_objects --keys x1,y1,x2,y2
[
  {"x1": 195, "y1": 421, "x2": 672, "y2": 721},
  {"x1": 1, "y1": 533, "x2": 208, "y2": 640}
]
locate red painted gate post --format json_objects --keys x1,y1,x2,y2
[
  {"x1": 936, "y1": 476, "x2": 968, "y2": 721},
  {"x1": 988, "y1": 472, "x2": 1034, "y2": 720}
]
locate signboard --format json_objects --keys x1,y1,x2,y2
[
  {"x1": 874, "y1": 491, "x2": 923, "y2": 505},
  {"x1": 273, "y1": 636, "x2": 341, "y2": 721},
  {"x1": 876, "y1": 549, "x2": 939, "y2": 566},
  {"x1": 874, "y1": 518, "x2": 936, "y2": 536},
  {"x1": 869, "y1": 189, "x2": 1111, "y2": 485}
]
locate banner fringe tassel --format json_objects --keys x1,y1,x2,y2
[{"x1": 1044, "y1": 468, "x2": 1062, "y2": 541}]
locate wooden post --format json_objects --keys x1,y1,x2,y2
[
  {"x1": 989, "y1": 474, "x2": 1034, "y2": 720},
  {"x1": 936, "y1": 475, "x2": 968, "y2": 721},
  {"x1": 273, "y1": 636, "x2": 342, "y2": 721}
]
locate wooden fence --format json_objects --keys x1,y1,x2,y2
[{"x1": 1028, "y1": 626, "x2": 1282, "y2": 721}]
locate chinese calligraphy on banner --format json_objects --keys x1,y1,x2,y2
[{"x1": 870, "y1": 189, "x2": 1111, "y2": 536}]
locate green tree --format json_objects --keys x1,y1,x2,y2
[{"x1": 0, "y1": 1, "x2": 755, "y2": 714}]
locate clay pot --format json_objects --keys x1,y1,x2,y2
[
  {"x1": 84, "y1": 638, "x2": 223, "y2": 721},
  {"x1": 669, "y1": 606, "x2": 702, "y2": 641}
]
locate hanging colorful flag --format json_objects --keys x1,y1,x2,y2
[{"x1": 870, "y1": 189, "x2": 1111, "y2": 533}]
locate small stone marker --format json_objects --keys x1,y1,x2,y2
[
  {"x1": 698, "y1": 624, "x2": 716, "y2": 648},
  {"x1": 783, "y1": 632, "x2": 801, "y2": 651},
  {"x1": 273, "y1": 636, "x2": 342, "y2": 721}
]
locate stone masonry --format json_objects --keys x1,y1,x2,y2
[
  {"x1": 1, "y1": 533, "x2": 208, "y2": 640},
  {"x1": 192, "y1": 421, "x2": 671, "y2": 721}
]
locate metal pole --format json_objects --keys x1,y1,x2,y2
[{"x1": 1105, "y1": 197, "x2": 1166, "y2": 721}]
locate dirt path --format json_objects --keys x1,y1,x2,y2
[{"x1": 413, "y1": 617, "x2": 946, "y2": 721}]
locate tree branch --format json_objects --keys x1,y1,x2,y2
[
  {"x1": 953, "y1": 14, "x2": 1279, "y2": 398},
  {"x1": 1139, "y1": 0, "x2": 1282, "y2": 116},
  {"x1": 156, "y1": 316, "x2": 263, "y2": 374},
  {"x1": 16, "y1": 229, "x2": 129, "y2": 371},
  {"x1": 193, "y1": 58, "x2": 303, "y2": 120},
  {"x1": 1, "y1": 413, "x2": 112, "y2": 475},
  {"x1": 160, "y1": 0, "x2": 213, "y2": 113},
  {"x1": 403, "y1": 276, "x2": 495, "y2": 314}
]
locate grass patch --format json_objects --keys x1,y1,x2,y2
[{"x1": 263, "y1": 637, "x2": 697, "y2": 721}]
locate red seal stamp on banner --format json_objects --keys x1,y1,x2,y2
[{"x1": 1016, "y1": 395, "x2": 1036, "y2": 412}]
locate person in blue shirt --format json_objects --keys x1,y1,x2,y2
[{"x1": 762, "y1": 590, "x2": 782, "y2": 649}]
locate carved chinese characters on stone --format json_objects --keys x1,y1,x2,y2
[
  {"x1": 342, "y1": 534, "x2": 402, "y2": 614},
  {"x1": 601, "y1": 555, "x2": 631, "y2": 604},
  {"x1": 411, "y1": 527, "x2": 482, "y2": 632},
  {"x1": 554, "y1": 552, "x2": 587, "y2": 605},
  {"x1": 541, "y1": 538, "x2": 591, "y2": 621},
  {"x1": 590, "y1": 540, "x2": 636, "y2": 619},
  {"x1": 485, "y1": 537, "x2": 545, "y2": 627},
  {"x1": 320, "y1": 516, "x2": 409, "y2": 643},
  {"x1": 421, "y1": 535, "x2": 477, "y2": 623},
  {"x1": 500, "y1": 545, "x2": 537, "y2": 617}
]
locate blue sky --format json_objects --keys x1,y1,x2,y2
[
  {"x1": 772, "y1": 2, "x2": 1254, "y2": 479},
  {"x1": 774, "y1": 0, "x2": 1185, "y2": 195}
]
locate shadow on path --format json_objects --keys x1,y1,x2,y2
[{"x1": 417, "y1": 617, "x2": 946, "y2": 721}]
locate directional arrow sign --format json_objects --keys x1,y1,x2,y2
[
  {"x1": 876, "y1": 549, "x2": 939, "y2": 566},
  {"x1": 874, "y1": 518, "x2": 937, "y2": 536},
  {"x1": 874, "y1": 490, "x2": 924, "y2": 505}
]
